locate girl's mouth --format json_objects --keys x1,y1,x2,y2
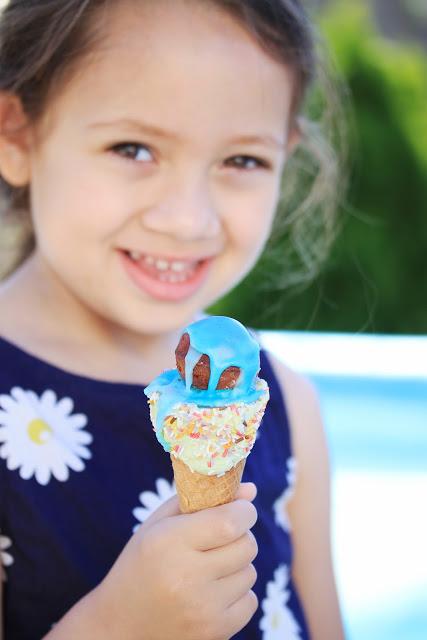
[{"x1": 119, "y1": 250, "x2": 214, "y2": 301}]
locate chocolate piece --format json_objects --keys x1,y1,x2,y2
[
  {"x1": 175, "y1": 332, "x2": 190, "y2": 381},
  {"x1": 175, "y1": 332, "x2": 240, "y2": 390}
]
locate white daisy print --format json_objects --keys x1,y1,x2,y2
[
  {"x1": 0, "y1": 387, "x2": 93, "y2": 486},
  {"x1": 259, "y1": 564, "x2": 301, "y2": 639},
  {"x1": 273, "y1": 457, "x2": 297, "y2": 532},
  {"x1": 133, "y1": 477, "x2": 176, "y2": 532},
  {"x1": 1, "y1": 533, "x2": 14, "y2": 581}
]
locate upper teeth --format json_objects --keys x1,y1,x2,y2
[
  {"x1": 155, "y1": 259, "x2": 169, "y2": 271},
  {"x1": 171, "y1": 261, "x2": 188, "y2": 272},
  {"x1": 128, "y1": 252, "x2": 198, "y2": 272}
]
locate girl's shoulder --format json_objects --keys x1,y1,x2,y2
[
  {"x1": 266, "y1": 351, "x2": 321, "y2": 425},
  {"x1": 262, "y1": 348, "x2": 328, "y2": 470},
  {"x1": 254, "y1": 329, "x2": 321, "y2": 433}
]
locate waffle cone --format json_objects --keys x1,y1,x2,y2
[{"x1": 171, "y1": 456, "x2": 246, "y2": 513}]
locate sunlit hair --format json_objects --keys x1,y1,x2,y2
[{"x1": 0, "y1": 0, "x2": 346, "y2": 288}]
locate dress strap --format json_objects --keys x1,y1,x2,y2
[{"x1": 259, "y1": 348, "x2": 293, "y2": 447}]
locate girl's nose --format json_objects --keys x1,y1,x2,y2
[{"x1": 140, "y1": 174, "x2": 221, "y2": 241}]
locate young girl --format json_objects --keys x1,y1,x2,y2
[{"x1": 0, "y1": 1, "x2": 345, "y2": 638}]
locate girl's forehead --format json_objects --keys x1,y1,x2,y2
[
  {"x1": 44, "y1": 0, "x2": 294, "y2": 141},
  {"x1": 98, "y1": 0, "x2": 267, "y2": 60}
]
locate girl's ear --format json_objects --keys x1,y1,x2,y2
[{"x1": 0, "y1": 92, "x2": 32, "y2": 187}]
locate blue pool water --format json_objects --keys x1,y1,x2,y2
[
  {"x1": 261, "y1": 332, "x2": 427, "y2": 640},
  {"x1": 313, "y1": 375, "x2": 427, "y2": 473}
]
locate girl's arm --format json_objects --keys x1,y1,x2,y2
[{"x1": 269, "y1": 354, "x2": 346, "y2": 640}]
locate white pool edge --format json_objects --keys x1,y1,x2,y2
[{"x1": 259, "y1": 331, "x2": 427, "y2": 379}]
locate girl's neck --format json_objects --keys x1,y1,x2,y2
[{"x1": 0, "y1": 252, "x2": 190, "y2": 384}]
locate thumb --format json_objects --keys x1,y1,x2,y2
[{"x1": 139, "y1": 493, "x2": 181, "y2": 532}]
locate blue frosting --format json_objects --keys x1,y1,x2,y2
[{"x1": 144, "y1": 316, "x2": 263, "y2": 452}]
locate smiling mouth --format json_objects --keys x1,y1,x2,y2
[
  {"x1": 124, "y1": 250, "x2": 202, "y2": 283},
  {"x1": 119, "y1": 249, "x2": 214, "y2": 301}
]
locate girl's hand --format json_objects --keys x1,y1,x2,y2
[{"x1": 94, "y1": 482, "x2": 259, "y2": 640}]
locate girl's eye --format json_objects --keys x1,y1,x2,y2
[
  {"x1": 110, "y1": 143, "x2": 153, "y2": 162},
  {"x1": 225, "y1": 155, "x2": 270, "y2": 171}
]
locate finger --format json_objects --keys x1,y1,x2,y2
[
  {"x1": 204, "y1": 530, "x2": 258, "y2": 580},
  {"x1": 215, "y1": 564, "x2": 258, "y2": 608},
  {"x1": 142, "y1": 482, "x2": 255, "y2": 534},
  {"x1": 174, "y1": 499, "x2": 258, "y2": 552},
  {"x1": 222, "y1": 590, "x2": 259, "y2": 638},
  {"x1": 235, "y1": 482, "x2": 257, "y2": 503}
]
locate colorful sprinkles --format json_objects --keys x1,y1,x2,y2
[{"x1": 148, "y1": 379, "x2": 269, "y2": 475}]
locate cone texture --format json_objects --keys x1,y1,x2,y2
[{"x1": 171, "y1": 456, "x2": 246, "y2": 513}]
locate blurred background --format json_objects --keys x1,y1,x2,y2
[
  {"x1": 212, "y1": 0, "x2": 427, "y2": 335},
  {"x1": 213, "y1": 1, "x2": 427, "y2": 639}
]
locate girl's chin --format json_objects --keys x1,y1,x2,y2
[{"x1": 109, "y1": 303, "x2": 206, "y2": 338}]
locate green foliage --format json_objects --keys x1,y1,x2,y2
[{"x1": 210, "y1": 1, "x2": 427, "y2": 334}]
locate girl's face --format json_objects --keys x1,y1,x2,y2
[{"x1": 28, "y1": 0, "x2": 297, "y2": 335}]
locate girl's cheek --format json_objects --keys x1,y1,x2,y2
[{"x1": 224, "y1": 184, "x2": 279, "y2": 233}]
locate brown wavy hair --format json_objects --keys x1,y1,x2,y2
[{"x1": 0, "y1": 0, "x2": 345, "y2": 285}]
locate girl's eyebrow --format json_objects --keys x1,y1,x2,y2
[{"x1": 88, "y1": 118, "x2": 286, "y2": 150}]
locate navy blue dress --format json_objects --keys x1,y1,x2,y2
[{"x1": 0, "y1": 336, "x2": 310, "y2": 639}]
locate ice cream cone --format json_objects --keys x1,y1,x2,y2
[
  {"x1": 171, "y1": 456, "x2": 246, "y2": 513},
  {"x1": 144, "y1": 317, "x2": 270, "y2": 515}
]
